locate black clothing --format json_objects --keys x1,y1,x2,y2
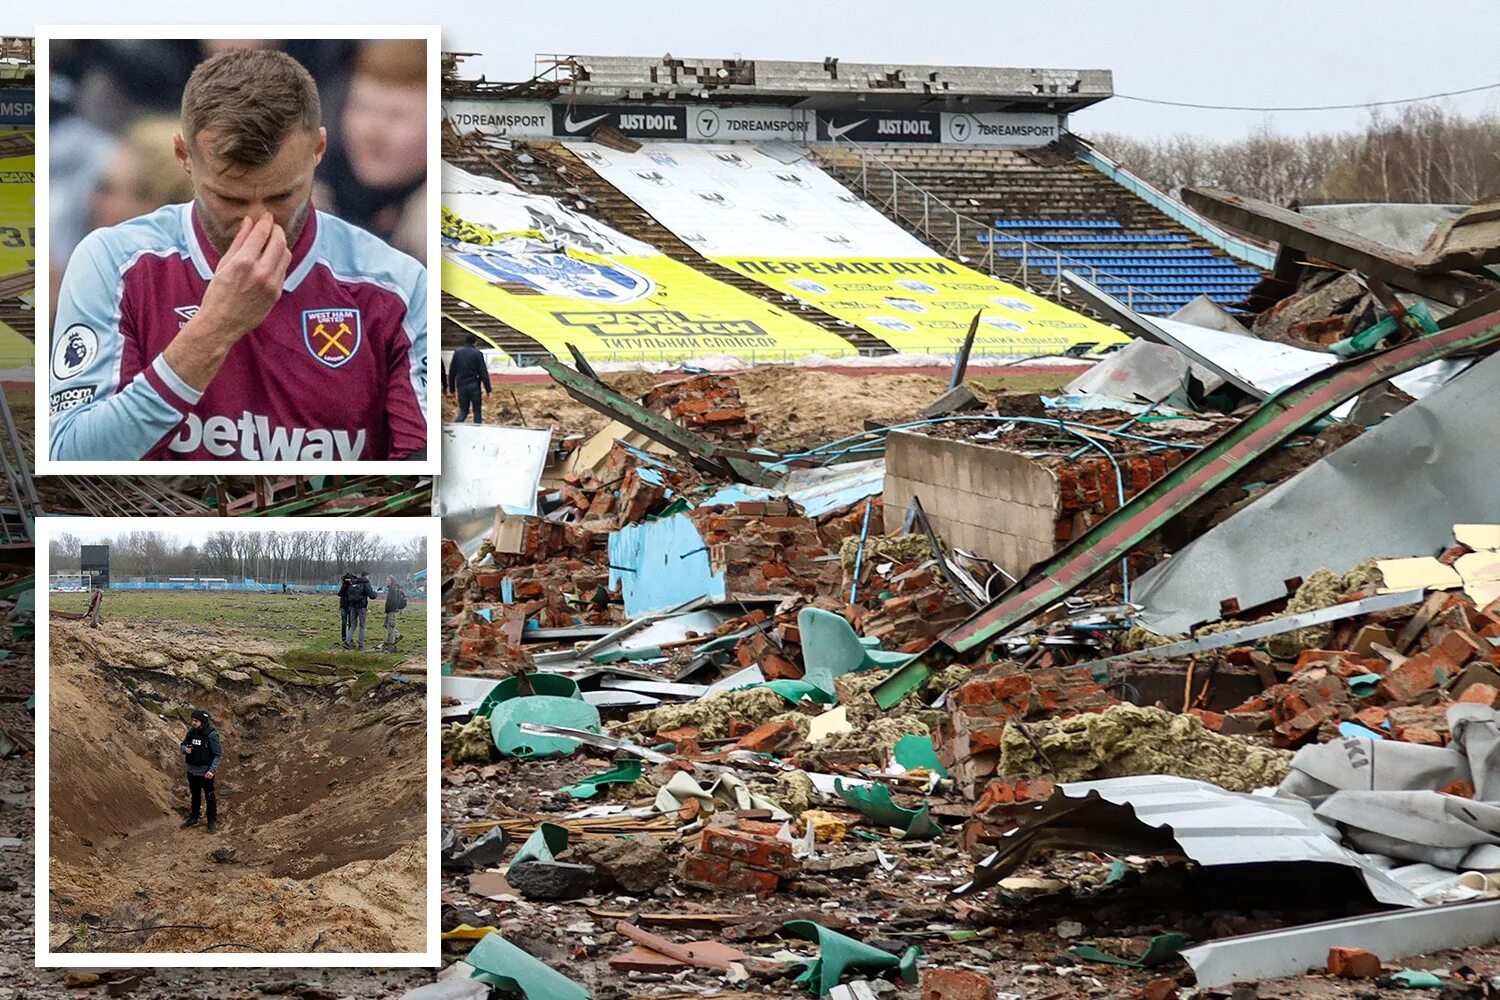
[
  {"x1": 338, "y1": 574, "x2": 356, "y2": 643},
  {"x1": 349, "y1": 576, "x2": 377, "y2": 609},
  {"x1": 181, "y1": 711, "x2": 221, "y2": 776},
  {"x1": 385, "y1": 583, "x2": 405, "y2": 613},
  {"x1": 187, "y1": 772, "x2": 217, "y2": 826},
  {"x1": 449, "y1": 346, "x2": 491, "y2": 395},
  {"x1": 457, "y1": 385, "x2": 484, "y2": 424}
]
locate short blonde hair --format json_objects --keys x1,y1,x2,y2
[{"x1": 181, "y1": 48, "x2": 321, "y2": 168}]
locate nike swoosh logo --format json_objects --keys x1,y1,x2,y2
[
  {"x1": 827, "y1": 118, "x2": 869, "y2": 141},
  {"x1": 564, "y1": 111, "x2": 610, "y2": 133}
]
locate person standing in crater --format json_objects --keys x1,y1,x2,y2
[{"x1": 179, "y1": 708, "x2": 221, "y2": 834}]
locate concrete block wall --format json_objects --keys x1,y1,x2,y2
[{"x1": 882, "y1": 430, "x2": 1059, "y2": 578}]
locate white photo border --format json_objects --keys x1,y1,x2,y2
[
  {"x1": 34, "y1": 515, "x2": 442, "y2": 968},
  {"x1": 33, "y1": 24, "x2": 443, "y2": 476}
]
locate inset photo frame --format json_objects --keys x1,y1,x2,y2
[
  {"x1": 35, "y1": 26, "x2": 441, "y2": 475},
  {"x1": 35, "y1": 516, "x2": 441, "y2": 967}
]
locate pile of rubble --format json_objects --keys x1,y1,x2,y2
[{"x1": 430, "y1": 207, "x2": 1500, "y2": 1000}]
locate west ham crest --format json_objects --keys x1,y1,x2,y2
[{"x1": 302, "y1": 308, "x2": 362, "y2": 369}]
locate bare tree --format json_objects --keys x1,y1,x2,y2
[{"x1": 1090, "y1": 104, "x2": 1500, "y2": 206}]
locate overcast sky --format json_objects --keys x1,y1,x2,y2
[{"x1": 8, "y1": 0, "x2": 1500, "y2": 140}]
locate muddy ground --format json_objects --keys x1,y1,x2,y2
[
  {"x1": 440, "y1": 368, "x2": 1075, "y2": 451},
  {"x1": 44, "y1": 595, "x2": 428, "y2": 958}
]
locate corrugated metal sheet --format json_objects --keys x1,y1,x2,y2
[
  {"x1": 1133, "y1": 352, "x2": 1500, "y2": 635},
  {"x1": 957, "y1": 775, "x2": 1423, "y2": 907}
]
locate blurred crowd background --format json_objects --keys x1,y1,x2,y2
[{"x1": 48, "y1": 37, "x2": 428, "y2": 303}]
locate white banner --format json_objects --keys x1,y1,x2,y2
[
  {"x1": 444, "y1": 99, "x2": 554, "y2": 139},
  {"x1": 441, "y1": 161, "x2": 655, "y2": 257},
  {"x1": 444, "y1": 99, "x2": 1064, "y2": 147},
  {"x1": 687, "y1": 105, "x2": 813, "y2": 142},
  {"x1": 576, "y1": 142, "x2": 933, "y2": 258},
  {"x1": 943, "y1": 111, "x2": 1061, "y2": 146}
]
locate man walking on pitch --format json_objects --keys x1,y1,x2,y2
[
  {"x1": 179, "y1": 708, "x2": 221, "y2": 834},
  {"x1": 449, "y1": 333, "x2": 490, "y2": 424},
  {"x1": 382, "y1": 574, "x2": 407, "y2": 650}
]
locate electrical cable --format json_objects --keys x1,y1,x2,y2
[{"x1": 1114, "y1": 81, "x2": 1500, "y2": 113}]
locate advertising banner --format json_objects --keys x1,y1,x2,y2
[
  {"x1": 720, "y1": 256, "x2": 1122, "y2": 356},
  {"x1": 440, "y1": 164, "x2": 857, "y2": 361},
  {"x1": 0, "y1": 141, "x2": 34, "y2": 283},
  {"x1": 443, "y1": 100, "x2": 1063, "y2": 148},
  {"x1": 579, "y1": 143, "x2": 1128, "y2": 355},
  {"x1": 0, "y1": 90, "x2": 33, "y2": 127}
]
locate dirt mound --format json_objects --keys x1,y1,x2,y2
[
  {"x1": 447, "y1": 367, "x2": 1055, "y2": 450},
  {"x1": 48, "y1": 620, "x2": 427, "y2": 955}
]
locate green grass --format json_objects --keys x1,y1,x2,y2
[{"x1": 50, "y1": 590, "x2": 428, "y2": 673}]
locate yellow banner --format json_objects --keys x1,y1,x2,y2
[
  {"x1": 0, "y1": 319, "x2": 29, "y2": 367},
  {"x1": 717, "y1": 256, "x2": 1129, "y2": 356},
  {"x1": 0, "y1": 141, "x2": 34, "y2": 283},
  {"x1": 441, "y1": 209, "x2": 856, "y2": 362}
]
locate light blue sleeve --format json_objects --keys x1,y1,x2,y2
[{"x1": 47, "y1": 231, "x2": 202, "y2": 461}]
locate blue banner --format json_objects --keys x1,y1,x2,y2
[{"x1": 0, "y1": 90, "x2": 33, "y2": 127}]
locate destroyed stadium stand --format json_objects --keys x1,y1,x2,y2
[
  {"x1": 441, "y1": 137, "x2": 891, "y2": 359},
  {"x1": 813, "y1": 143, "x2": 1262, "y2": 317},
  {"x1": 441, "y1": 135, "x2": 1267, "y2": 358}
]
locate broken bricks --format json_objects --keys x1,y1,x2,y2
[{"x1": 680, "y1": 824, "x2": 799, "y2": 897}]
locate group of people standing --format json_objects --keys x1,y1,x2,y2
[
  {"x1": 339, "y1": 569, "x2": 408, "y2": 650},
  {"x1": 338, "y1": 570, "x2": 406, "y2": 650}
]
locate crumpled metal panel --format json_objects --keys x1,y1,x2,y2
[
  {"x1": 1132, "y1": 352, "x2": 1500, "y2": 635},
  {"x1": 437, "y1": 424, "x2": 552, "y2": 558},
  {"x1": 956, "y1": 775, "x2": 1423, "y2": 907}
]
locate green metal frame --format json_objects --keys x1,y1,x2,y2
[
  {"x1": 873, "y1": 310, "x2": 1500, "y2": 709},
  {"x1": 538, "y1": 349, "x2": 779, "y2": 486}
]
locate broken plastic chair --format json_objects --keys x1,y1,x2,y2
[
  {"x1": 1069, "y1": 932, "x2": 1187, "y2": 969},
  {"x1": 476, "y1": 673, "x2": 586, "y2": 717},
  {"x1": 783, "y1": 919, "x2": 920, "y2": 996},
  {"x1": 834, "y1": 778, "x2": 939, "y2": 841},
  {"x1": 509, "y1": 822, "x2": 570, "y2": 870},
  {"x1": 892, "y1": 734, "x2": 949, "y2": 778},
  {"x1": 441, "y1": 825, "x2": 511, "y2": 871},
  {"x1": 482, "y1": 674, "x2": 603, "y2": 758},
  {"x1": 561, "y1": 759, "x2": 644, "y2": 799},
  {"x1": 1389, "y1": 969, "x2": 1444, "y2": 989},
  {"x1": 798, "y1": 608, "x2": 915, "y2": 698},
  {"x1": 465, "y1": 931, "x2": 592, "y2": 1000}
]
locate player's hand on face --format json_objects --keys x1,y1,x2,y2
[{"x1": 199, "y1": 214, "x2": 295, "y2": 339}]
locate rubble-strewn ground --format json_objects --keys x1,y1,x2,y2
[
  {"x1": 441, "y1": 367, "x2": 1075, "y2": 450},
  {"x1": 424, "y1": 359, "x2": 1500, "y2": 1000},
  {"x1": 44, "y1": 593, "x2": 429, "y2": 958}
]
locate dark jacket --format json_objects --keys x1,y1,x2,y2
[
  {"x1": 384, "y1": 582, "x2": 404, "y2": 614},
  {"x1": 348, "y1": 576, "x2": 377, "y2": 610},
  {"x1": 449, "y1": 345, "x2": 491, "y2": 395},
  {"x1": 181, "y1": 709, "x2": 222, "y2": 776},
  {"x1": 338, "y1": 575, "x2": 357, "y2": 609}
]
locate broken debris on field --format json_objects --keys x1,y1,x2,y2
[{"x1": 431, "y1": 204, "x2": 1500, "y2": 1000}]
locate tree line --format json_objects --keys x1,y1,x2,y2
[
  {"x1": 48, "y1": 531, "x2": 428, "y2": 586},
  {"x1": 1088, "y1": 105, "x2": 1500, "y2": 207}
]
